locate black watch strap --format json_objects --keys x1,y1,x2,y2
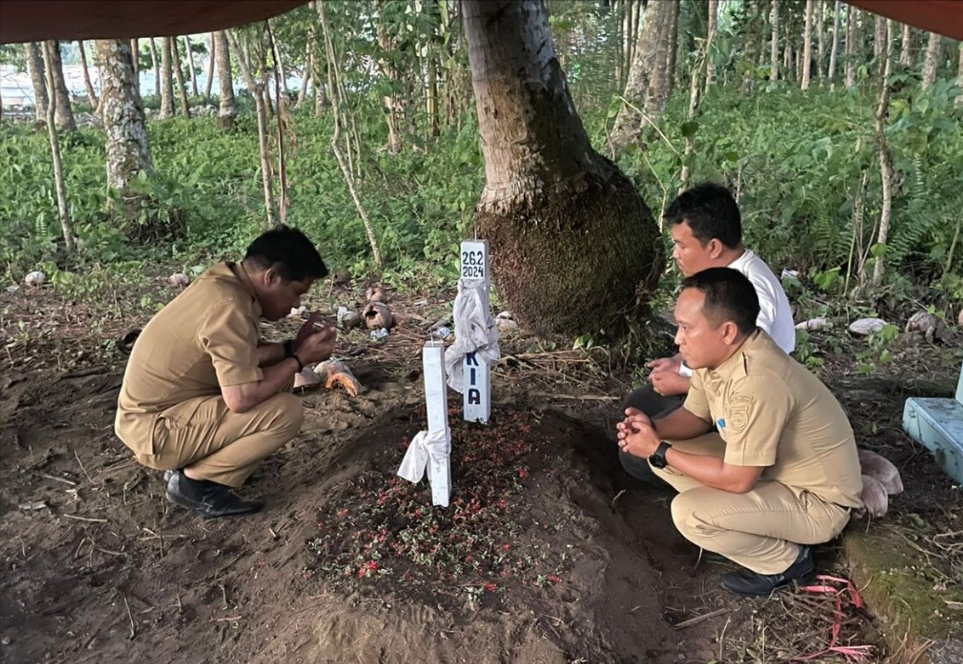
[
  {"x1": 649, "y1": 441, "x2": 672, "y2": 469},
  {"x1": 283, "y1": 340, "x2": 304, "y2": 372}
]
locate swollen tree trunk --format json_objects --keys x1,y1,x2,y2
[
  {"x1": 611, "y1": 0, "x2": 677, "y2": 149},
  {"x1": 46, "y1": 41, "x2": 76, "y2": 131},
  {"x1": 183, "y1": 35, "x2": 199, "y2": 97},
  {"x1": 41, "y1": 41, "x2": 76, "y2": 251},
  {"x1": 95, "y1": 39, "x2": 155, "y2": 229},
  {"x1": 844, "y1": 5, "x2": 856, "y2": 88},
  {"x1": 77, "y1": 41, "x2": 99, "y2": 108},
  {"x1": 770, "y1": 0, "x2": 780, "y2": 81},
  {"x1": 170, "y1": 37, "x2": 191, "y2": 118},
  {"x1": 464, "y1": 0, "x2": 663, "y2": 335},
  {"x1": 899, "y1": 24, "x2": 912, "y2": 68},
  {"x1": 159, "y1": 36, "x2": 174, "y2": 117},
  {"x1": 204, "y1": 34, "x2": 216, "y2": 99},
  {"x1": 801, "y1": 0, "x2": 813, "y2": 90},
  {"x1": 828, "y1": 0, "x2": 840, "y2": 85},
  {"x1": 872, "y1": 20, "x2": 894, "y2": 285},
  {"x1": 214, "y1": 31, "x2": 236, "y2": 128},
  {"x1": 25, "y1": 43, "x2": 48, "y2": 123},
  {"x1": 705, "y1": 0, "x2": 718, "y2": 90},
  {"x1": 922, "y1": 31, "x2": 940, "y2": 90}
]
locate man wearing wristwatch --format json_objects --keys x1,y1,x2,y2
[
  {"x1": 617, "y1": 268, "x2": 862, "y2": 597},
  {"x1": 115, "y1": 226, "x2": 336, "y2": 518}
]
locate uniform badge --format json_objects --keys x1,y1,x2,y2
[{"x1": 727, "y1": 396, "x2": 754, "y2": 432}]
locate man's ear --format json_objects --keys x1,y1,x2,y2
[
  {"x1": 707, "y1": 238, "x2": 724, "y2": 259},
  {"x1": 722, "y1": 321, "x2": 740, "y2": 345},
  {"x1": 263, "y1": 266, "x2": 280, "y2": 286}
]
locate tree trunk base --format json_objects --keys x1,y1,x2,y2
[
  {"x1": 216, "y1": 114, "x2": 236, "y2": 130},
  {"x1": 476, "y1": 166, "x2": 664, "y2": 336}
]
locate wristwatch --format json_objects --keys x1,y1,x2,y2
[
  {"x1": 649, "y1": 441, "x2": 672, "y2": 469},
  {"x1": 283, "y1": 339, "x2": 304, "y2": 372}
]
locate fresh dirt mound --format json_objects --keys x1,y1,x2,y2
[{"x1": 0, "y1": 360, "x2": 713, "y2": 664}]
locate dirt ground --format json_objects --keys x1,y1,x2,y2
[{"x1": 1, "y1": 277, "x2": 960, "y2": 664}]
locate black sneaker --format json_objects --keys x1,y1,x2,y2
[
  {"x1": 720, "y1": 546, "x2": 815, "y2": 597},
  {"x1": 165, "y1": 470, "x2": 263, "y2": 519}
]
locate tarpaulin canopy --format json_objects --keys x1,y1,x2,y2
[{"x1": 0, "y1": 0, "x2": 961, "y2": 45}]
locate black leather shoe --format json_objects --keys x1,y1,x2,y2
[
  {"x1": 166, "y1": 471, "x2": 263, "y2": 519},
  {"x1": 720, "y1": 547, "x2": 814, "y2": 597}
]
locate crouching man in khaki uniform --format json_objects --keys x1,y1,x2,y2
[
  {"x1": 617, "y1": 268, "x2": 862, "y2": 597},
  {"x1": 115, "y1": 226, "x2": 335, "y2": 519}
]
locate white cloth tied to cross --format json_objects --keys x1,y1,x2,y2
[
  {"x1": 397, "y1": 429, "x2": 450, "y2": 484},
  {"x1": 444, "y1": 277, "x2": 500, "y2": 393}
]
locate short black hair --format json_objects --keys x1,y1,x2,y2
[
  {"x1": 664, "y1": 182, "x2": 742, "y2": 249},
  {"x1": 244, "y1": 225, "x2": 329, "y2": 282},
  {"x1": 681, "y1": 268, "x2": 759, "y2": 335}
]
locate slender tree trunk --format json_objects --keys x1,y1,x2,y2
[
  {"x1": 318, "y1": 2, "x2": 383, "y2": 270},
  {"x1": 183, "y1": 35, "x2": 199, "y2": 97},
  {"x1": 844, "y1": 5, "x2": 856, "y2": 88},
  {"x1": 427, "y1": 49, "x2": 439, "y2": 137},
  {"x1": 872, "y1": 20, "x2": 894, "y2": 285},
  {"x1": 770, "y1": 0, "x2": 780, "y2": 81},
  {"x1": 25, "y1": 43, "x2": 49, "y2": 123},
  {"x1": 170, "y1": 37, "x2": 191, "y2": 118},
  {"x1": 46, "y1": 41, "x2": 76, "y2": 131},
  {"x1": 377, "y1": 3, "x2": 404, "y2": 154},
  {"x1": 828, "y1": 0, "x2": 840, "y2": 86},
  {"x1": 463, "y1": 0, "x2": 663, "y2": 334},
  {"x1": 77, "y1": 41, "x2": 99, "y2": 108},
  {"x1": 816, "y1": 0, "x2": 825, "y2": 80},
  {"x1": 873, "y1": 15, "x2": 884, "y2": 64},
  {"x1": 899, "y1": 24, "x2": 912, "y2": 68},
  {"x1": 801, "y1": 0, "x2": 813, "y2": 90},
  {"x1": 665, "y1": 0, "x2": 679, "y2": 98},
  {"x1": 204, "y1": 34, "x2": 216, "y2": 99},
  {"x1": 213, "y1": 31, "x2": 236, "y2": 128},
  {"x1": 149, "y1": 37, "x2": 161, "y2": 98},
  {"x1": 611, "y1": 0, "x2": 677, "y2": 148},
  {"x1": 956, "y1": 43, "x2": 963, "y2": 106},
  {"x1": 159, "y1": 37, "x2": 174, "y2": 117},
  {"x1": 41, "y1": 41, "x2": 75, "y2": 251},
  {"x1": 227, "y1": 30, "x2": 275, "y2": 226},
  {"x1": 296, "y1": 42, "x2": 311, "y2": 108},
  {"x1": 130, "y1": 39, "x2": 139, "y2": 77},
  {"x1": 95, "y1": 39, "x2": 156, "y2": 232},
  {"x1": 705, "y1": 0, "x2": 718, "y2": 90},
  {"x1": 922, "y1": 31, "x2": 941, "y2": 89}
]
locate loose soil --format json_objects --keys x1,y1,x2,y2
[{"x1": 1, "y1": 278, "x2": 960, "y2": 663}]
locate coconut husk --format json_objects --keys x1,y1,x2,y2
[
  {"x1": 316, "y1": 359, "x2": 362, "y2": 397},
  {"x1": 857, "y1": 474, "x2": 889, "y2": 518},
  {"x1": 293, "y1": 367, "x2": 323, "y2": 389},
  {"x1": 363, "y1": 302, "x2": 393, "y2": 330},
  {"x1": 857, "y1": 448, "x2": 904, "y2": 495}
]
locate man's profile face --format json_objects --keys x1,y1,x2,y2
[
  {"x1": 260, "y1": 271, "x2": 314, "y2": 321},
  {"x1": 673, "y1": 288, "x2": 729, "y2": 370},
  {"x1": 670, "y1": 221, "x2": 716, "y2": 277}
]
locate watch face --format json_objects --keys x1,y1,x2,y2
[{"x1": 649, "y1": 454, "x2": 667, "y2": 469}]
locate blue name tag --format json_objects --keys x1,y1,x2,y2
[{"x1": 716, "y1": 418, "x2": 726, "y2": 429}]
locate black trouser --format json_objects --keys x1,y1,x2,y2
[{"x1": 617, "y1": 383, "x2": 685, "y2": 482}]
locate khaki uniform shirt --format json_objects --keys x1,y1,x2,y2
[
  {"x1": 683, "y1": 330, "x2": 862, "y2": 509},
  {"x1": 115, "y1": 262, "x2": 264, "y2": 456}
]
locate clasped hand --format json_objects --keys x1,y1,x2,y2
[
  {"x1": 615, "y1": 407, "x2": 661, "y2": 458},
  {"x1": 294, "y1": 313, "x2": 337, "y2": 364},
  {"x1": 647, "y1": 355, "x2": 689, "y2": 396}
]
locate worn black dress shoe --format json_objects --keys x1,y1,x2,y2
[
  {"x1": 720, "y1": 546, "x2": 815, "y2": 597},
  {"x1": 166, "y1": 470, "x2": 263, "y2": 519}
]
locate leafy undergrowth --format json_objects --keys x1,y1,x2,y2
[{"x1": 305, "y1": 406, "x2": 574, "y2": 607}]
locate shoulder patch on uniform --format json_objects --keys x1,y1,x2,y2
[{"x1": 727, "y1": 398, "x2": 754, "y2": 431}]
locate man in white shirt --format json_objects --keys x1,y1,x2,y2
[{"x1": 622, "y1": 182, "x2": 795, "y2": 481}]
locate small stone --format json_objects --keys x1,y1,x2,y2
[
  {"x1": 848, "y1": 317, "x2": 887, "y2": 336},
  {"x1": 23, "y1": 271, "x2": 46, "y2": 287},
  {"x1": 1, "y1": 636, "x2": 10, "y2": 645},
  {"x1": 795, "y1": 317, "x2": 830, "y2": 331},
  {"x1": 167, "y1": 273, "x2": 190, "y2": 288}
]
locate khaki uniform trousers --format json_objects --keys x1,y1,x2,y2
[
  {"x1": 137, "y1": 388, "x2": 303, "y2": 488},
  {"x1": 653, "y1": 433, "x2": 851, "y2": 575}
]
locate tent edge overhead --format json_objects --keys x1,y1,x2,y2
[
  {"x1": 848, "y1": 0, "x2": 963, "y2": 40},
  {"x1": 0, "y1": 0, "x2": 311, "y2": 44}
]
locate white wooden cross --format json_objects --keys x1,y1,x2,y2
[{"x1": 422, "y1": 340, "x2": 451, "y2": 506}]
